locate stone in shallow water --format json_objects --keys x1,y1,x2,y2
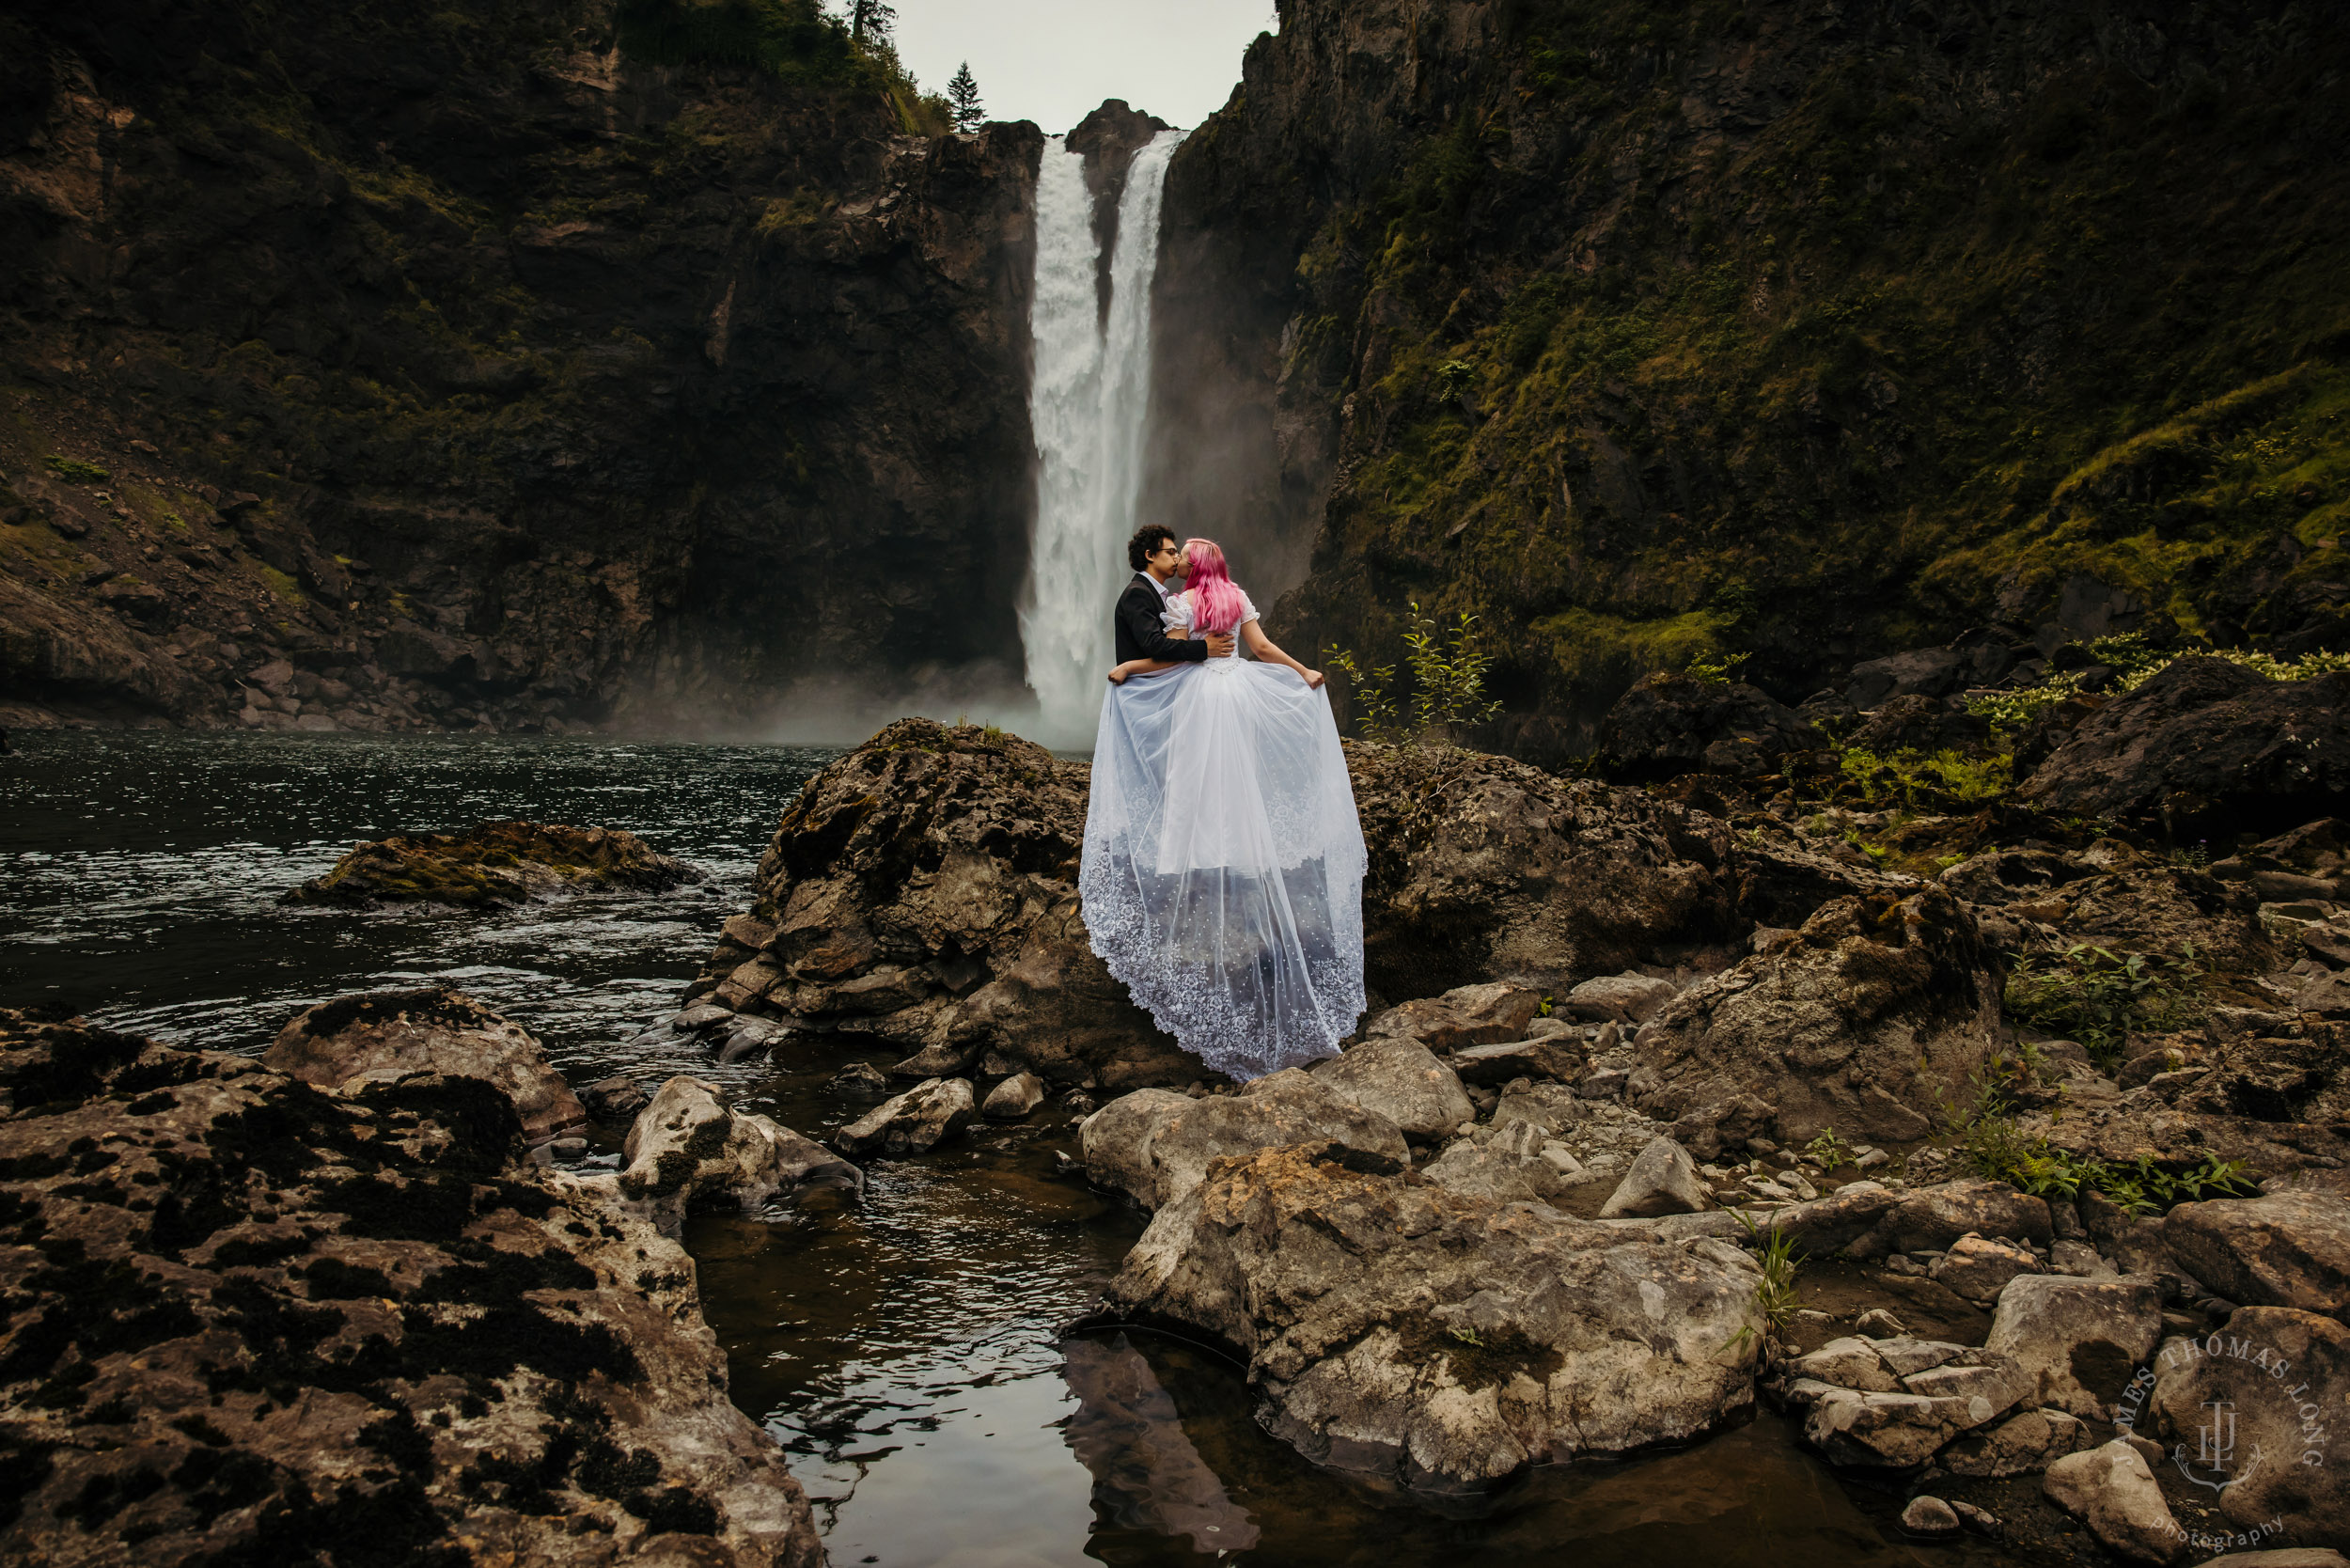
[
  {"x1": 982, "y1": 1070, "x2": 1046, "y2": 1120},
  {"x1": 835, "y1": 1075, "x2": 976, "y2": 1158},
  {"x1": 608, "y1": 1074, "x2": 860, "y2": 1234},
  {"x1": 830, "y1": 1060, "x2": 891, "y2": 1098},
  {"x1": 578, "y1": 1074, "x2": 650, "y2": 1121},
  {"x1": 281, "y1": 819, "x2": 698, "y2": 908}
]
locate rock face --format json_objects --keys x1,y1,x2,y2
[
  {"x1": 1598, "y1": 671, "x2": 1825, "y2": 780},
  {"x1": 1155, "y1": 0, "x2": 2347, "y2": 758},
  {"x1": 602, "y1": 1074, "x2": 860, "y2": 1235},
  {"x1": 283, "y1": 822, "x2": 697, "y2": 907},
  {"x1": 2161, "y1": 1191, "x2": 2350, "y2": 1322},
  {"x1": 0, "y1": 1, "x2": 1048, "y2": 732},
  {"x1": 1080, "y1": 1072, "x2": 1409, "y2": 1212},
  {"x1": 1628, "y1": 886, "x2": 2003, "y2": 1148},
  {"x1": 688, "y1": 720, "x2": 1198, "y2": 1090},
  {"x1": 0, "y1": 1011, "x2": 821, "y2": 1564},
  {"x1": 263, "y1": 986, "x2": 586, "y2": 1144},
  {"x1": 2018, "y1": 659, "x2": 2350, "y2": 838},
  {"x1": 1308, "y1": 1035, "x2": 1475, "y2": 1139},
  {"x1": 1090, "y1": 1140, "x2": 1764, "y2": 1490}
]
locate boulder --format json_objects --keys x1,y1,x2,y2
[
  {"x1": 1595, "y1": 669, "x2": 1825, "y2": 780},
  {"x1": 1309, "y1": 1035, "x2": 1475, "y2": 1139},
  {"x1": 2017, "y1": 657, "x2": 2350, "y2": 839},
  {"x1": 1418, "y1": 1119, "x2": 1583, "y2": 1204},
  {"x1": 264, "y1": 986, "x2": 586, "y2": 1144},
  {"x1": 1362, "y1": 981, "x2": 1543, "y2": 1051},
  {"x1": 1079, "y1": 1071, "x2": 1408, "y2": 1212},
  {"x1": 1900, "y1": 1496, "x2": 1963, "y2": 1538},
  {"x1": 1779, "y1": 1341, "x2": 2029, "y2": 1467},
  {"x1": 283, "y1": 820, "x2": 697, "y2": 907},
  {"x1": 1492, "y1": 1079, "x2": 1590, "y2": 1137},
  {"x1": 1346, "y1": 744, "x2": 1747, "y2": 997},
  {"x1": 686, "y1": 721, "x2": 1199, "y2": 1090},
  {"x1": 1450, "y1": 1032, "x2": 1584, "y2": 1086},
  {"x1": 1847, "y1": 648, "x2": 1968, "y2": 709},
  {"x1": 1088, "y1": 1140, "x2": 1764, "y2": 1490},
  {"x1": 1937, "y1": 1406, "x2": 2094, "y2": 1478},
  {"x1": 2043, "y1": 1441, "x2": 2192, "y2": 1565},
  {"x1": 1859, "y1": 1180, "x2": 2057, "y2": 1255},
  {"x1": 1562, "y1": 971, "x2": 1680, "y2": 1025},
  {"x1": 981, "y1": 1070, "x2": 1047, "y2": 1120},
  {"x1": 834, "y1": 1076, "x2": 976, "y2": 1158},
  {"x1": 1930, "y1": 1233, "x2": 2045, "y2": 1305},
  {"x1": 1598, "y1": 1137, "x2": 1710, "y2": 1218},
  {"x1": 1983, "y1": 1275, "x2": 2163, "y2": 1419},
  {"x1": 2141, "y1": 1306, "x2": 2350, "y2": 1547},
  {"x1": 2161, "y1": 1191, "x2": 2350, "y2": 1321},
  {"x1": 578, "y1": 1074, "x2": 650, "y2": 1121},
  {"x1": 1628, "y1": 886, "x2": 2004, "y2": 1146},
  {"x1": 0, "y1": 1011, "x2": 822, "y2": 1567},
  {"x1": 612, "y1": 1075, "x2": 860, "y2": 1234}
]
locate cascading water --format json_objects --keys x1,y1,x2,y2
[{"x1": 1019, "y1": 130, "x2": 1183, "y2": 745}]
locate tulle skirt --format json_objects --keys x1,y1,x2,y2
[{"x1": 1080, "y1": 656, "x2": 1367, "y2": 1080}]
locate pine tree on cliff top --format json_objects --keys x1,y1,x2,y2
[
  {"x1": 848, "y1": 0, "x2": 894, "y2": 45},
  {"x1": 948, "y1": 62, "x2": 983, "y2": 131}
]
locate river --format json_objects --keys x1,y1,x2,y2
[{"x1": 0, "y1": 731, "x2": 1995, "y2": 1567}]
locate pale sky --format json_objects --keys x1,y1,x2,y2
[{"x1": 879, "y1": 0, "x2": 1280, "y2": 133}]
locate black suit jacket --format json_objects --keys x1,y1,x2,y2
[{"x1": 1115, "y1": 574, "x2": 1209, "y2": 664}]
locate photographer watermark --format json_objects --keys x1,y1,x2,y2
[{"x1": 2111, "y1": 1325, "x2": 2333, "y2": 1545}]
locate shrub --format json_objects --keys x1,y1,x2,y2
[
  {"x1": 2003, "y1": 943, "x2": 2207, "y2": 1072},
  {"x1": 1331, "y1": 601, "x2": 1501, "y2": 744},
  {"x1": 1836, "y1": 745, "x2": 2013, "y2": 807}
]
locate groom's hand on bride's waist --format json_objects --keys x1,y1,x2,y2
[{"x1": 1204, "y1": 633, "x2": 1234, "y2": 658}]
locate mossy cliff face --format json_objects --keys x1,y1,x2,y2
[
  {"x1": 0, "y1": 0, "x2": 1042, "y2": 730},
  {"x1": 1154, "y1": 0, "x2": 2350, "y2": 761}
]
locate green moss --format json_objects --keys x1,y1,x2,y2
[
  {"x1": 254, "y1": 564, "x2": 305, "y2": 604},
  {"x1": 41, "y1": 456, "x2": 108, "y2": 483}
]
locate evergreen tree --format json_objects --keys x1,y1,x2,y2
[
  {"x1": 947, "y1": 62, "x2": 983, "y2": 132},
  {"x1": 848, "y1": 0, "x2": 894, "y2": 45}
]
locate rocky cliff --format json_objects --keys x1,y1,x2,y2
[
  {"x1": 1153, "y1": 0, "x2": 2350, "y2": 761},
  {"x1": 0, "y1": 0, "x2": 1042, "y2": 732}
]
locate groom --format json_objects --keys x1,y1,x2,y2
[{"x1": 1117, "y1": 525, "x2": 1233, "y2": 666}]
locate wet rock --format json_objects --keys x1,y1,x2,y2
[
  {"x1": 1596, "y1": 670, "x2": 1825, "y2": 780},
  {"x1": 610, "y1": 1075, "x2": 860, "y2": 1234},
  {"x1": 1937, "y1": 1406, "x2": 2094, "y2": 1477},
  {"x1": 1599, "y1": 1137, "x2": 1710, "y2": 1218},
  {"x1": 283, "y1": 820, "x2": 697, "y2": 907},
  {"x1": 1089, "y1": 1139, "x2": 1764, "y2": 1490},
  {"x1": 1951, "y1": 1500, "x2": 2003, "y2": 1537},
  {"x1": 2017, "y1": 657, "x2": 2350, "y2": 839},
  {"x1": 264, "y1": 986, "x2": 586, "y2": 1145},
  {"x1": 2161, "y1": 1191, "x2": 2350, "y2": 1321},
  {"x1": 982, "y1": 1070, "x2": 1047, "y2": 1120},
  {"x1": 1900, "y1": 1495, "x2": 1963, "y2": 1538},
  {"x1": 2143, "y1": 1307, "x2": 2350, "y2": 1546},
  {"x1": 578, "y1": 1074, "x2": 650, "y2": 1121},
  {"x1": 1930, "y1": 1233, "x2": 2045, "y2": 1305},
  {"x1": 670, "y1": 1001, "x2": 737, "y2": 1033},
  {"x1": 835, "y1": 1076, "x2": 977, "y2": 1158},
  {"x1": 1983, "y1": 1275, "x2": 2163, "y2": 1419},
  {"x1": 830, "y1": 1059, "x2": 892, "y2": 1098},
  {"x1": 715, "y1": 1014, "x2": 790, "y2": 1063},
  {"x1": 1628, "y1": 886, "x2": 2003, "y2": 1146},
  {"x1": 1362, "y1": 981, "x2": 1544, "y2": 1051},
  {"x1": 1450, "y1": 1032, "x2": 1584, "y2": 1086},
  {"x1": 1563, "y1": 971, "x2": 1680, "y2": 1025},
  {"x1": 1080, "y1": 1071, "x2": 1408, "y2": 1212},
  {"x1": 1309, "y1": 1035, "x2": 1474, "y2": 1139},
  {"x1": 0, "y1": 1011, "x2": 822, "y2": 1566},
  {"x1": 2043, "y1": 1440, "x2": 2192, "y2": 1564}
]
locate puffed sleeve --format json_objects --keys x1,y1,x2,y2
[{"x1": 1238, "y1": 589, "x2": 1260, "y2": 626}]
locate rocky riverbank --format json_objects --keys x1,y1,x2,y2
[{"x1": 0, "y1": 1008, "x2": 822, "y2": 1564}]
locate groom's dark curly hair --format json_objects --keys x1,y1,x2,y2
[{"x1": 1127, "y1": 525, "x2": 1178, "y2": 573}]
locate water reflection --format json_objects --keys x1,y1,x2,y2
[{"x1": 1063, "y1": 1334, "x2": 1261, "y2": 1554}]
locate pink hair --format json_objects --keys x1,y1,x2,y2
[{"x1": 1183, "y1": 538, "x2": 1246, "y2": 635}]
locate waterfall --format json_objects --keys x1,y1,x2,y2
[{"x1": 1019, "y1": 130, "x2": 1183, "y2": 745}]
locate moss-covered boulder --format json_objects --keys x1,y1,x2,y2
[
  {"x1": 0, "y1": 1010, "x2": 822, "y2": 1565},
  {"x1": 283, "y1": 821, "x2": 697, "y2": 909}
]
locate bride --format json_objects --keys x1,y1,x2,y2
[{"x1": 1079, "y1": 536, "x2": 1367, "y2": 1080}]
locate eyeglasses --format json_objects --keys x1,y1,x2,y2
[{"x1": 1152, "y1": 545, "x2": 1179, "y2": 557}]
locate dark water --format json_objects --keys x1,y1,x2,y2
[{"x1": 0, "y1": 732, "x2": 2005, "y2": 1567}]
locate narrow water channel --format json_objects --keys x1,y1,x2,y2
[{"x1": 1, "y1": 733, "x2": 2009, "y2": 1567}]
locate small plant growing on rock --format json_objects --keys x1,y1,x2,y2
[
  {"x1": 1734, "y1": 1210, "x2": 1804, "y2": 1333},
  {"x1": 1685, "y1": 649, "x2": 1749, "y2": 684},
  {"x1": 1330, "y1": 602, "x2": 1501, "y2": 745},
  {"x1": 43, "y1": 455, "x2": 109, "y2": 483},
  {"x1": 1800, "y1": 1128, "x2": 1854, "y2": 1169},
  {"x1": 2002, "y1": 942, "x2": 2207, "y2": 1072}
]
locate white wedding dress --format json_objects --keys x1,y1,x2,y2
[{"x1": 1080, "y1": 586, "x2": 1367, "y2": 1079}]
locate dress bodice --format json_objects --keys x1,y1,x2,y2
[{"x1": 1163, "y1": 588, "x2": 1258, "y2": 660}]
